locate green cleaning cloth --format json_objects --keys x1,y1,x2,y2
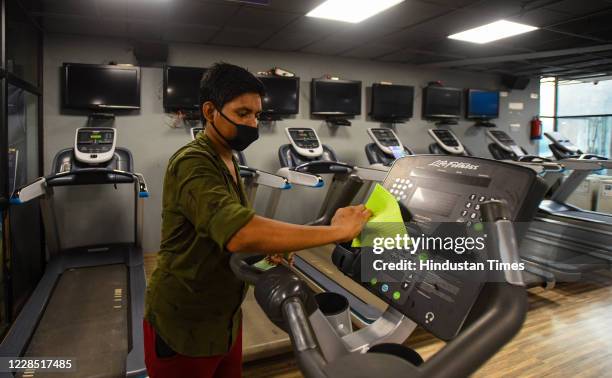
[{"x1": 352, "y1": 183, "x2": 408, "y2": 247}]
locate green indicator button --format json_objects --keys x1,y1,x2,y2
[
  {"x1": 393, "y1": 291, "x2": 401, "y2": 300},
  {"x1": 370, "y1": 277, "x2": 378, "y2": 286},
  {"x1": 419, "y1": 252, "x2": 428, "y2": 261},
  {"x1": 473, "y1": 222, "x2": 484, "y2": 232}
]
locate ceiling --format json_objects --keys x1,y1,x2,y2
[{"x1": 20, "y1": 0, "x2": 612, "y2": 79}]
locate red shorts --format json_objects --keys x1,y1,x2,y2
[{"x1": 143, "y1": 319, "x2": 242, "y2": 378}]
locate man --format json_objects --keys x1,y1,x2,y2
[{"x1": 144, "y1": 62, "x2": 371, "y2": 378}]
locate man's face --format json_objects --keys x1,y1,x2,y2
[{"x1": 211, "y1": 92, "x2": 262, "y2": 140}]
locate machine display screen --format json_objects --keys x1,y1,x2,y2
[
  {"x1": 422, "y1": 86, "x2": 462, "y2": 118},
  {"x1": 259, "y1": 76, "x2": 299, "y2": 115},
  {"x1": 164, "y1": 66, "x2": 208, "y2": 110},
  {"x1": 289, "y1": 128, "x2": 317, "y2": 143},
  {"x1": 63, "y1": 63, "x2": 141, "y2": 110},
  {"x1": 467, "y1": 89, "x2": 499, "y2": 119},
  {"x1": 410, "y1": 168, "x2": 492, "y2": 188},
  {"x1": 78, "y1": 130, "x2": 114, "y2": 144},
  {"x1": 408, "y1": 187, "x2": 459, "y2": 217},
  {"x1": 372, "y1": 129, "x2": 400, "y2": 147},
  {"x1": 371, "y1": 84, "x2": 414, "y2": 120},
  {"x1": 432, "y1": 130, "x2": 460, "y2": 147},
  {"x1": 311, "y1": 79, "x2": 361, "y2": 115}
]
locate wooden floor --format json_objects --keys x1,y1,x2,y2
[{"x1": 144, "y1": 254, "x2": 612, "y2": 378}]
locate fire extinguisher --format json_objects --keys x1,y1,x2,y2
[{"x1": 530, "y1": 116, "x2": 542, "y2": 140}]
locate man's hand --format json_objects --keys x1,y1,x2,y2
[
  {"x1": 265, "y1": 252, "x2": 295, "y2": 266},
  {"x1": 331, "y1": 205, "x2": 372, "y2": 243}
]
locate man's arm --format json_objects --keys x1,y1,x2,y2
[{"x1": 226, "y1": 205, "x2": 371, "y2": 254}]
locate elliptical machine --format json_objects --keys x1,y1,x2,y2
[{"x1": 231, "y1": 153, "x2": 547, "y2": 378}]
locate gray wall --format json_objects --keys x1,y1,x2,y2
[{"x1": 43, "y1": 33, "x2": 540, "y2": 253}]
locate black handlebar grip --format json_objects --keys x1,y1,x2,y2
[
  {"x1": 254, "y1": 266, "x2": 318, "y2": 333},
  {"x1": 480, "y1": 200, "x2": 511, "y2": 223}
]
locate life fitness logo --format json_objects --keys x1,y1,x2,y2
[{"x1": 429, "y1": 160, "x2": 480, "y2": 170}]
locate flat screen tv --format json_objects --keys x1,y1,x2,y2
[
  {"x1": 258, "y1": 76, "x2": 300, "y2": 116},
  {"x1": 422, "y1": 86, "x2": 462, "y2": 119},
  {"x1": 371, "y1": 83, "x2": 414, "y2": 121},
  {"x1": 62, "y1": 63, "x2": 141, "y2": 110},
  {"x1": 164, "y1": 65, "x2": 208, "y2": 111},
  {"x1": 311, "y1": 79, "x2": 361, "y2": 116},
  {"x1": 467, "y1": 89, "x2": 500, "y2": 119}
]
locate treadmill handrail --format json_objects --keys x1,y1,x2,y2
[
  {"x1": 11, "y1": 169, "x2": 150, "y2": 204},
  {"x1": 558, "y1": 158, "x2": 611, "y2": 170},
  {"x1": 239, "y1": 165, "x2": 292, "y2": 190},
  {"x1": 294, "y1": 161, "x2": 354, "y2": 175},
  {"x1": 277, "y1": 167, "x2": 324, "y2": 187},
  {"x1": 352, "y1": 166, "x2": 388, "y2": 182}
]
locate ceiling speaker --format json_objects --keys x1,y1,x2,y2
[
  {"x1": 133, "y1": 42, "x2": 168, "y2": 64},
  {"x1": 502, "y1": 75, "x2": 530, "y2": 90}
]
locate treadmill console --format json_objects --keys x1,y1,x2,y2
[
  {"x1": 334, "y1": 155, "x2": 547, "y2": 340},
  {"x1": 545, "y1": 132, "x2": 580, "y2": 153},
  {"x1": 285, "y1": 127, "x2": 324, "y2": 158},
  {"x1": 74, "y1": 128, "x2": 117, "y2": 164},
  {"x1": 486, "y1": 130, "x2": 525, "y2": 157},
  {"x1": 191, "y1": 127, "x2": 204, "y2": 140},
  {"x1": 428, "y1": 129, "x2": 465, "y2": 155},
  {"x1": 367, "y1": 128, "x2": 403, "y2": 156}
]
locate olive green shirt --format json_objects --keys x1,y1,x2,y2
[{"x1": 145, "y1": 133, "x2": 255, "y2": 357}]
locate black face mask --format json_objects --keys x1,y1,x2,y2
[{"x1": 210, "y1": 109, "x2": 259, "y2": 151}]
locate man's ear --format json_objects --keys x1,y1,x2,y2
[{"x1": 202, "y1": 101, "x2": 216, "y2": 124}]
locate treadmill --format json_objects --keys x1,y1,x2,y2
[
  {"x1": 364, "y1": 128, "x2": 414, "y2": 167},
  {"x1": 1, "y1": 128, "x2": 148, "y2": 377},
  {"x1": 278, "y1": 127, "x2": 391, "y2": 327},
  {"x1": 428, "y1": 128, "x2": 471, "y2": 156},
  {"x1": 486, "y1": 129, "x2": 612, "y2": 265},
  {"x1": 231, "y1": 154, "x2": 543, "y2": 378},
  {"x1": 436, "y1": 128, "x2": 611, "y2": 283}
]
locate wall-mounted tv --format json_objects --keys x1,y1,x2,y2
[
  {"x1": 370, "y1": 83, "x2": 414, "y2": 121},
  {"x1": 164, "y1": 65, "x2": 208, "y2": 111},
  {"x1": 311, "y1": 79, "x2": 361, "y2": 116},
  {"x1": 466, "y1": 89, "x2": 500, "y2": 119},
  {"x1": 258, "y1": 76, "x2": 300, "y2": 117},
  {"x1": 62, "y1": 63, "x2": 141, "y2": 110},
  {"x1": 422, "y1": 86, "x2": 462, "y2": 119}
]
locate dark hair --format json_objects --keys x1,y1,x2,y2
[{"x1": 199, "y1": 62, "x2": 265, "y2": 125}]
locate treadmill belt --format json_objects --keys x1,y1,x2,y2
[{"x1": 20, "y1": 265, "x2": 128, "y2": 378}]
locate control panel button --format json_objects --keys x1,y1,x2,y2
[
  {"x1": 392, "y1": 291, "x2": 401, "y2": 300},
  {"x1": 470, "y1": 212, "x2": 477, "y2": 219},
  {"x1": 465, "y1": 202, "x2": 472, "y2": 209},
  {"x1": 469, "y1": 194, "x2": 476, "y2": 200},
  {"x1": 461, "y1": 210, "x2": 468, "y2": 217},
  {"x1": 401, "y1": 282, "x2": 410, "y2": 290},
  {"x1": 381, "y1": 284, "x2": 389, "y2": 293},
  {"x1": 425, "y1": 311, "x2": 435, "y2": 324},
  {"x1": 478, "y1": 196, "x2": 486, "y2": 202},
  {"x1": 474, "y1": 204, "x2": 480, "y2": 210}
]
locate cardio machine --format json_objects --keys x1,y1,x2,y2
[
  {"x1": 486, "y1": 129, "x2": 551, "y2": 163},
  {"x1": 427, "y1": 128, "x2": 471, "y2": 156},
  {"x1": 364, "y1": 128, "x2": 414, "y2": 167},
  {"x1": 441, "y1": 128, "x2": 612, "y2": 282},
  {"x1": 277, "y1": 127, "x2": 390, "y2": 327},
  {"x1": 231, "y1": 154, "x2": 547, "y2": 378},
  {"x1": 1, "y1": 128, "x2": 149, "y2": 377}
]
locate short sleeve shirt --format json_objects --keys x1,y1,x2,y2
[{"x1": 145, "y1": 132, "x2": 255, "y2": 357}]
